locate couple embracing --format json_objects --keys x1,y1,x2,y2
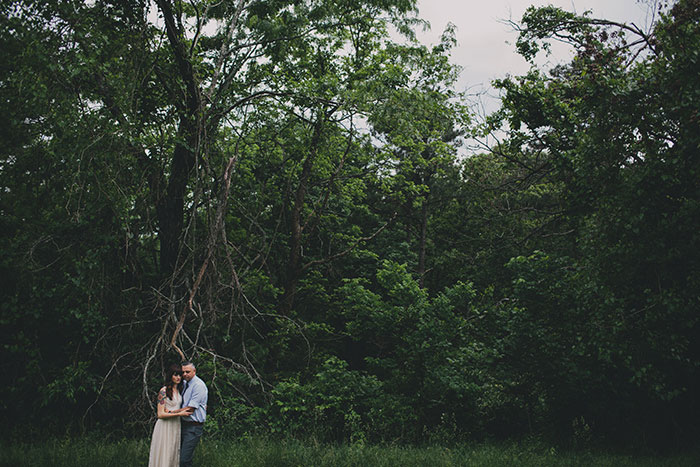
[{"x1": 148, "y1": 361, "x2": 208, "y2": 467}]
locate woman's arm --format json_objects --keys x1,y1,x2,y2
[{"x1": 155, "y1": 388, "x2": 193, "y2": 419}]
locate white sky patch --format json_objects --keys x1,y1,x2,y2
[
  {"x1": 409, "y1": 0, "x2": 659, "y2": 154},
  {"x1": 415, "y1": 0, "x2": 656, "y2": 108}
]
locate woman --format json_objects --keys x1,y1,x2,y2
[{"x1": 148, "y1": 363, "x2": 194, "y2": 467}]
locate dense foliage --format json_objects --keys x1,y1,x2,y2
[{"x1": 1, "y1": 0, "x2": 698, "y2": 448}]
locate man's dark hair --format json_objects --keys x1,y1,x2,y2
[{"x1": 182, "y1": 361, "x2": 196, "y2": 369}]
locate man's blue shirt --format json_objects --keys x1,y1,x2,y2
[{"x1": 182, "y1": 375, "x2": 208, "y2": 423}]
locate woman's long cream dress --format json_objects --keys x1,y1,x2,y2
[{"x1": 148, "y1": 388, "x2": 181, "y2": 467}]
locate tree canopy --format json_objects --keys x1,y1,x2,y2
[{"x1": 1, "y1": 0, "x2": 698, "y2": 447}]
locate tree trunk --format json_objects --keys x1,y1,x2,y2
[
  {"x1": 156, "y1": 126, "x2": 197, "y2": 276},
  {"x1": 281, "y1": 117, "x2": 324, "y2": 313},
  {"x1": 155, "y1": 0, "x2": 202, "y2": 277}
]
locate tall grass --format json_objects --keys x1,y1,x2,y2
[{"x1": 0, "y1": 437, "x2": 697, "y2": 466}]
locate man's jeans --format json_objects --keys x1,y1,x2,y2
[{"x1": 180, "y1": 423, "x2": 203, "y2": 467}]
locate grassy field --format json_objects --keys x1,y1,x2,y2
[{"x1": 0, "y1": 437, "x2": 697, "y2": 466}]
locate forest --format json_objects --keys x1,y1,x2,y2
[{"x1": 1, "y1": 0, "x2": 698, "y2": 451}]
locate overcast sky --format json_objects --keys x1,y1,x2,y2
[{"x1": 413, "y1": 0, "x2": 657, "y2": 110}]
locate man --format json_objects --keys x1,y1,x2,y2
[{"x1": 180, "y1": 361, "x2": 208, "y2": 467}]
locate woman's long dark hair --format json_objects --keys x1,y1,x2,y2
[{"x1": 164, "y1": 363, "x2": 183, "y2": 400}]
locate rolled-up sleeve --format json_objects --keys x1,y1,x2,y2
[{"x1": 188, "y1": 381, "x2": 207, "y2": 410}]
